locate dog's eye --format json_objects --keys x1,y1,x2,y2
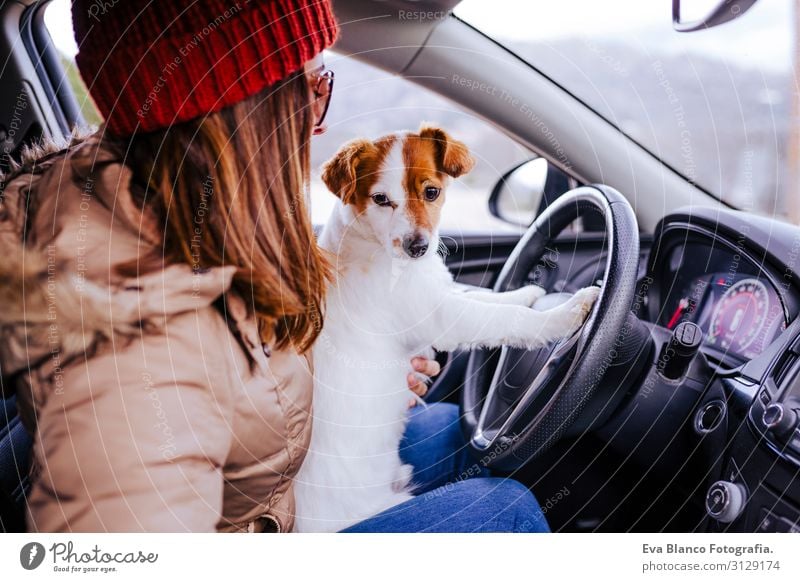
[
  {"x1": 371, "y1": 193, "x2": 392, "y2": 207},
  {"x1": 424, "y1": 186, "x2": 441, "y2": 202}
]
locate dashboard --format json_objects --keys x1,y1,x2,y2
[
  {"x1": 645, "y1": 214, "x2": 800, "y2": 367},
  {"x1": 615, "y1": 206, "x2": 800, "y2": 532},
  {"x1": 561, "y1": 211, "x2": 800, "y2": 366},
  {"x1": 655, "y1": 241, "x2": 790, "y2": 362},
  {"x1": 448, "y1": 203, "x2": 800, "y2": 532},
  {"x1": 503, "y1": 204, "x2": 800, "y2": 532}
]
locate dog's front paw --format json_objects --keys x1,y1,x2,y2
[
  {"x1": 552, "y1": 285, "x2": 601, "y2": 337},
  {"x1": 519, "y1": 284, "x2": 547, "y2": 306}
]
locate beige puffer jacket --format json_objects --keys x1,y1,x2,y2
[{"x1": 0, "y1": 135, "x2": 312, "y2": 532}]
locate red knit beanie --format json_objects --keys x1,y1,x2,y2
[{"x1": 71, "y1": 0, "x2": 339, "y2": 136}]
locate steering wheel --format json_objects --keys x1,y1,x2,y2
[{"x1": 461, "y1": 185, "x2": 640, "y2": 470}]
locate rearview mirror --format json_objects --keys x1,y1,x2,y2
[
  {"x1": 672, "y1": 0, "x2": 759, "y2": 32},
  {"x1": 488, "y1": 158, "x2": 548, "y2": 227}
]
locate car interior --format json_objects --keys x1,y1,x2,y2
[{"x1": 1, "y1": 0, "x2": 799, "y2": 533}]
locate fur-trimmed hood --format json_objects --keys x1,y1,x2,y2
[{"x1": 0, "y1": 135, "x2": 236, "y2": 390}]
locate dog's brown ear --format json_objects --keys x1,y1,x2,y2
[
  {"x1": 321, "y1": 138, "x2": 374, "y2": 204},
  {"x1": 419, "y1": 124, "x2": 475, "y2": 178}
]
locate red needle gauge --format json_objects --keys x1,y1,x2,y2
[{"x1": 667, "y1": 298, "x2": 690, "y2": 330}]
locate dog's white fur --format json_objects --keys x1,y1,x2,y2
[{"x1": 293, "y1": 129, "x2": 600, "y2": 532}]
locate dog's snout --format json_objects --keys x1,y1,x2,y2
[{"x1": 403, "y1": 234, "x2": 429, "y2": 258}]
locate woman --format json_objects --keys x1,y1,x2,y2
[{"x1": 0, "y1": 0, "x2": 548, "y2": 532}]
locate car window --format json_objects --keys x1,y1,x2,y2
[
  {"x1": 456, "y1": 0, "x2": 795, "y2": 224},
  {"x1": 311, "y1": 53, "x2": 533, "y2": 231},
  {"x1": 43, "y1": 0, "x2": 102, "y2": 127}
]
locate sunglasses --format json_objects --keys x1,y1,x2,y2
[{"x1": 308, "y1": 67, "x2": 334, "y2": 134}]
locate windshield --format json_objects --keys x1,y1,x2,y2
[{"x1": 455, "y1": 0, "x2": 796, "y2": 223}]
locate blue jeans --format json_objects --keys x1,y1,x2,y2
[{"x1": 341, "y1": 403, "x2": 550, "y2": 532}]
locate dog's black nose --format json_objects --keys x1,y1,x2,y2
[{"x1": 403, "y1": 234, "x2": 429, "y2": 258}]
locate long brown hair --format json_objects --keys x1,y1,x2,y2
[{"x1": 116, "y1": 72, "x2": 329, "y2": 352}]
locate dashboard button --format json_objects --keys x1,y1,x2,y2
[
  {"x1": 758, "y1": 508, "x2": 800, "y2": 533},
  {"x1": 758, "y1": 509, "x2": 778, "y2": 532},
  {"x1": 707, "y1": 484, "x2": 729, "y2": 515},
  {"x1": 706, "y1": 481, "x2": 746, "y2": 523},
  {"x1": 763, "y1": 403, "x2": 799, "y2": 437},
  {"x1": 695, "y1": 400, "x2": 725, "y2": 433}
]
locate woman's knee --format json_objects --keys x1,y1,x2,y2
[{"x1": 468, "y1": 477, "x2": 531, "y2": 501}]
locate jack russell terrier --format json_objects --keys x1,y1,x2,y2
[{"x1": 293, "y1": 124, "x2": 600, "y2": 532}]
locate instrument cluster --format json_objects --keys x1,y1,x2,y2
[{"x1": 655, "y1": 241, "x2": 791, "y2": 362}]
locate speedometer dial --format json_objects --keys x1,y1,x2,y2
[{"x1": 708, "y1": 278, "x2": 769, "y2": 352}]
